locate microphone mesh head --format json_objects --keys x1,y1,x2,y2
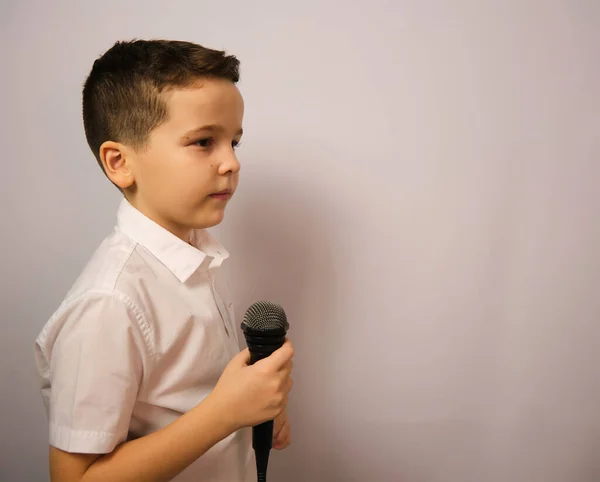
[{"x1": 243, "y1": 301, "x2": 289, "y2": 331}]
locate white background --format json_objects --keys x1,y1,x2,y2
[{"x1": 1, "y1": 1, "x2": 599, "y2": 480}]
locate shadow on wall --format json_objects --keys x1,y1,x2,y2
[
  {"x1": 224, "y1": 167, "x2": 338, "y2": 481},
  {"x1": 223, "y1": 159, "x2": 416, "y2": 481}
]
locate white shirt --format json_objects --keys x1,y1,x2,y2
[{"x1": 34, "y1": 199, "x2": 253, "y2": 482}]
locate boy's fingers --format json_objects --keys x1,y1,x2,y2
[
  {"x1": 255, "y1": 340, "x2": 294, "y2": 371},
  {"x1": 276, "y1": 361, "x2": 293, "y2": 381},
  {"x1": 273, "y1": 421, "x2": 291, "y2": 449},
  {"x1": 274, "y1": 414, "x2": 285, "y2": 435},
  {"x1": 233, "y1": 348, "x2": 251, "y2": 367}
]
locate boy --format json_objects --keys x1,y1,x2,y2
[{"x1": 34, "y1": 39, "x2": 294, "y2": 482}]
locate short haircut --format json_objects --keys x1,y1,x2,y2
[{"x1": 82, "y1": 39, "x2": 240, "y2": 174}]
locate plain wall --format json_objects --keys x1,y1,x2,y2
[{"x1": 1, "y1": 1, "x2": 599, "y2": 481}]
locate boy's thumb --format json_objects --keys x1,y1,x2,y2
[
  {"x1": 232, "y1": 347, "x2": 251, "y2": 367},
  {"x1": 253, "y1": 341, "x2": 293, "y2": 370}
]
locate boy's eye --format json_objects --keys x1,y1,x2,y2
[
  {"x1": 232, "y1": 140, "x2": 242, "y2": 149},
  {"x1": 195, "y1": 138, "x2": 214, "y2": 148}
]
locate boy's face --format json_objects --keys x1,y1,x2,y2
[{"x1": 125, "y1": 78, "x2": 244, "y2": 240}]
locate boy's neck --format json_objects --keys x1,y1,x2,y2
[{"x1": 124, "y1": 195, "x2": 194, "y2": 244}]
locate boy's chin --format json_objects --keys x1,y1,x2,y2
[{"x1": 192, "y1": 210, "x2": 226, "y2": 230}]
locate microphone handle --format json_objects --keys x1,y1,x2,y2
[
  {"x1": 247, "y1": 335, "x2": 286, "y2": 482},
  {"x1": 253, "y1": 420, "x2": 273, "y2": 482}
]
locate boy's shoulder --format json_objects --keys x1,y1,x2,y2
[
  {"x1": 36, "y1": 227, "x2": 159, "y2": 348},
  {"x1": 65, "y1": 230, "x2": 136, "y2": 299},
  {"x1": 58, "y1": 228, "x2": 151, "y2": 308},
  {"x1": 36, "y1": 198, "x2": 231, "y2": 353}
]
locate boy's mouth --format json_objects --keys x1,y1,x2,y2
[{"x1": 209, "y1": 189, "x2": 232, "y2": 200}]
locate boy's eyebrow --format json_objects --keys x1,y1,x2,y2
[{"x1": 182, "y1": 124, "x2": 244, "y2": 139}]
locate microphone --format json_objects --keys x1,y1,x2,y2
[{"x1": 241, "y1": 301, "x2": 290, "y2": 482}]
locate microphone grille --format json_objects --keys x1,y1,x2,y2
[{"x1": 243, "y1": 301, "x2": 289, "y2": 331}]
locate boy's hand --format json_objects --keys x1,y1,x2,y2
[
  {"x1": 209, "y1": 340, "x2": 294, "y2": 432},
  {"x1": 273, "y1": 409, "x2": 291, "y2": 450}
]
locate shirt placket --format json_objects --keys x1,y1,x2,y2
[{"x1": 208, "y1": 272, "x2": 231, "y2": 339}]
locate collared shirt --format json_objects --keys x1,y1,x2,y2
[{"x1": 34, "y1": 199, "x2": 253, "y2": 482}]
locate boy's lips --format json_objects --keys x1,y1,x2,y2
[{"x1": 209, "y1": 189, "x2": 232, "y2": 200}]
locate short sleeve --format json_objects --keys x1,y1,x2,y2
[{"x1": 45, "y1": 292, "x2": 149, "y2": 454}]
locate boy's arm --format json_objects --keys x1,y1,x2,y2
[
  {"x1": 50, "y1": 341, "x2": 294, "y2": 482},
  {"x1": 50, "y1": 394, "x2": 230, "y2": 482}
]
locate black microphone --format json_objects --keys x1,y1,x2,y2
[{"x1": 241, "y1": 301, "x2": 290, "y2": 482}]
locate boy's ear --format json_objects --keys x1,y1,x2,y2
[{"x1": 99, "y1": 141, "x2": 135, "y2": 189}]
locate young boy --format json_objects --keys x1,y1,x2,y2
[{"x1": 34, "y1": 39, "x2": 294, "y2": 482}]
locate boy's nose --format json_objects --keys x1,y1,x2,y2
[{"x1": 218, "y1": 150, "x2": 241, "y2": 175}]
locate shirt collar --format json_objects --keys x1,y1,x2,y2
[{"x1": 116, "y1": 198, "x2": 229, "y2": 282}]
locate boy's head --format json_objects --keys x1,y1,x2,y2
[{"x1": 82, "y1": 39, "x2": 244, "y2": 240}]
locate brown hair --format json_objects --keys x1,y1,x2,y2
[{"x1": 82, "y1": 39, "x2": 240, "y2": 173}]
